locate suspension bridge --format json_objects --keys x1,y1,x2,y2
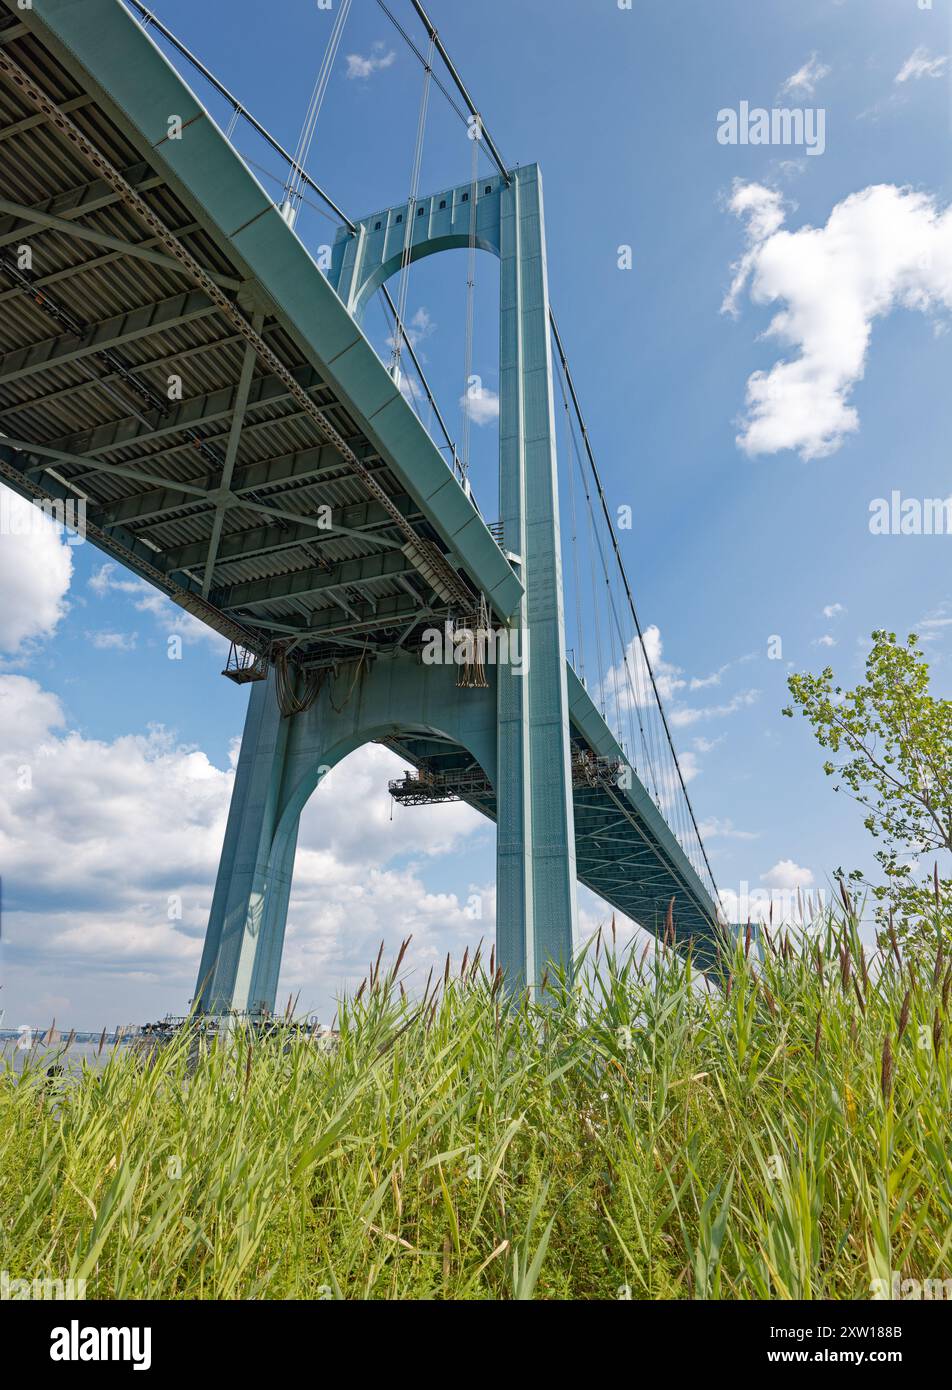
[{"x1": 0, "y1": 0, "x2": 732, "y2": 1015}]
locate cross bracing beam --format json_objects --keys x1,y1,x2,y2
[
  {"x1": 3, "y1": 435, "x2": 210, "y2": 498},
  {"x1": 0, "y1": 445, "x2": 268, "y2": 654},
  {"x1": 36, "y1": 363, "x2": 328, "y2": 462},
  {"x1": 0, "y1": 19, "x2": 28, "y2": 45},
  {"x1": 0, "y1": 90, "x2": 91, "y2": 144},
  {"x1": 161, "y1": 496, "x2": 420, "y2": 574},
  {"x1": 0, "y1": 161, "x2": 162, "y2": 246},
  {"x1": 0, "y1": 331, "x2": 247, "y2": 415},
  {"x1": 0, "y1": 223, "x2": 207, "y2": 309},
  {"x1": 0, "y1": 288, "x2": 219, "y2": 386},
  {"x1": 201, "y1": 319, "x2": 260, "y2": 596},
  {"x1": 90, "y1": 445, "x2": 385, "y2": 530},
  {"x1": 210, "y1": 489, "x2": 407, "y2": 550},
  {"x1": 214, "y1": 550, "x2": 415, "y2": 611},
  {"x1": 0, "y1": 195, "x2": 241, "y2": 288},
  {"x1": 246, "y1": 594, "x2": 434, "y2": 642}
]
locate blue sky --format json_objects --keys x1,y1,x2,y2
[{"x1": 2, "y1": 0, "x2": 951, "y2": 1028}]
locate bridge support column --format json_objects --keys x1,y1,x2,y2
[
  {"x1": 496, "y1": 166, "x2": 579, "y2": 990},
  {"x1": 195, "y1": 654, "x2": 502, "y2": 1017},
  {"x1": 194, "y1": 672, "x2": 297, "y2": 1016}
]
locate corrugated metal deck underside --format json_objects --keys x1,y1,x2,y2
[
  {"x1": 384, "y1": 731, "x2": 722, "y2": 958},
  {"x1": 0, "y1": 7, "x2": 512, "y2": 665}
]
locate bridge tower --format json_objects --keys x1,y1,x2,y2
[{"x1": 195, "y1": 166, "x2": 580, "y2": 1016}]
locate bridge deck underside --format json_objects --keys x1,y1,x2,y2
[
  {"x1": 1, "y1": 1, "x2": 723, "y2": 968},
  {"x1": 0, "y1": 2, "x2": 519, "y2": 669},
  {"x1": 386, "y1": 701, "x2": 723, "y2": 964}
]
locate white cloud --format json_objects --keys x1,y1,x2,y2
[
  {"x1": 89, "y1": 562, "x2": 226, "y2": 650},
  {"x1": 693, "y1": 735, "x2": 725, "y2": 754},
  {"x1": 917, "y1": 601, "x2": 952, "y2": 643},
  {"x1": 669, "y1": 689, "x2": 760, "y2": 728},
  {"x1": 761, "y1": 859, "x2": 814, "y2": 891},
  {"x1": 678, "y1": 750, "x2": 701, "y2": 784},
  {"x1": 597, "y1": 627, "x2": 686, "y2": 718},
  {"x1": 895, "y1": 47, "x2": 948, "y2": 84},
  {"x1": 460, "y1": 385, "x2": 500, "y2": 426},
  {"x1": 689, "y1": 662, "x2": 730, "y2": 691},
  {"x1": 599, "y1": 629, "x2": 759, "y2": 742},
  {"x1": 814, "y1": 634, "x2": 837, "y2": 648},
  {"x1": 781, "y1": 52, "x2": 831, "y2": 97},
  {"x1": 388, "y1": 306, "x2": 436, "y2": 359},
  {"x1": 0, "y1": 676, "x2": 492, "y2": 1024},
  {"x1": 724, "y1": 180, "x2": 952, "y2": 459},
  {"x1": 346, "y1": 43, "x2": 396, "y2": 80},
  {"x1": 0, "y1": 487, "x2": 73, "y2": 653},
  {"x1": 86, "y1": 630, "x2": 138, "y2": 651},
  {"x1": 698, "y1": 817, "x2": 759, "y2": 841},
  {"x1": 718, "y1": 859, "x2": 818, "y2": 926},
  {"x1": 822, "y1": 602, "x2": 846, "y2": 619}
]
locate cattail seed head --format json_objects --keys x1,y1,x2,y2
[
  {"x1": 898, "y1": 989, "x2": 911, "y2": 1044},
  {"x1": 840, "y1": 947, "x2": 851, "y2": 992},
  {"x1": 881, "y1": 1034, "x2": 894, "y2": 1103},
  {"x1": 933, "y1": 938, "x2": 945, "y2": 990},
  {"x1": 888, "y1": 920, "x2": 902, "y2": 972},
  {"x1": 853, "y1": 976, "x2": 866, "y2": 1015}
]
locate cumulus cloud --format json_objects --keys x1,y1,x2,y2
[
  {"x1": 0, "y1": 676, "x2": 492, "y2": 1024},
  {"x1": 717, "y1": 860, "x2": 818, "y2": 926},
  {"x1": 822, "y1": 602, "x2": 846, "y2": 619},
  {"x1": 723, "y1": 180, "x2": 952, "y2": 459},
  {"x1": 780, "y1": 52, "x2": 830, "y2": 97},
  {"x1": 669, "y1": 688, "x2": 760, "y2": 729},
  {"x1": 89, "y1": 562, "x2": 226, "y2": 651},
  {"x1": 599, "y1": 626, "x2": 685, "y2": 715},
  {"x1": 0, "y1": 487, "x2": 73, "y2": 653},
  {"x1": 346, "y1": 43, "x2": 396, "y2": 80},
  {"x1": 460, "y1": 383, "x2": 500, "y2": 426},
  {"x1": 597, "y1": 627, "x2": 759, "y2": 756},
  {"x1": 761, "y1": 859, "x2": 814, "y2": 891},
  {"x1": 895, "y1": 47, "x2": 948, "y2": 84}
]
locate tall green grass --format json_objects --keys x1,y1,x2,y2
[{"x1": 2, "y1": 908, "x2": 951, "y2": 1299}]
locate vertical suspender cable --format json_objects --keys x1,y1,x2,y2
[
  {"x1": 391, "y1": 34, "x2": 435, "y2": 382},
  {"x1": 460, "y1": 128, "x2": 479, "y2": 479},
  {"x1": 281, "y1": 0, "x2": 353, "y2": 226}
]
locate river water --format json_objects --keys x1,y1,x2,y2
[{"x1": 0, "y1": 1038, "x2": 133, "y2": 1077}]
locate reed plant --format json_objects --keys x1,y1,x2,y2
[{"x1": 2, "y1": 904, "x2": 950, "y2": 1300}]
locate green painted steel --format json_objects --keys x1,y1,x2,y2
[
  {"x1": 200, "y1": 166, "x2": 579, "y2": 1007},
  {"x1": 18, "y1": 0, "x2": 523, "y2": 624},
  {"x1": 9, "y1": 0, "x2": 729, "y2": 1015},
  {"x1": 196, "y1": 660, "x2": 499, "y2": 1015},
  {"x1": 331, "y1": 166, "x2": 580, "y2": 990}
]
